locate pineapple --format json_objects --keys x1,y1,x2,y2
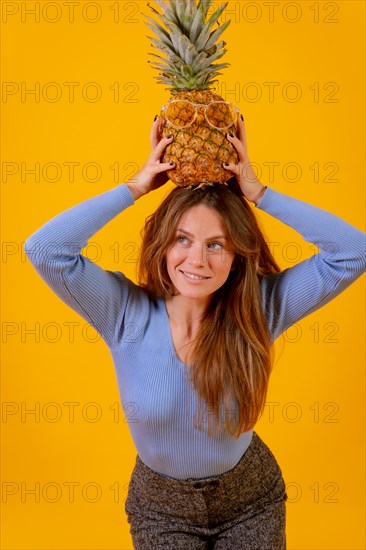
[{"x1": 145, "y1": 0, "x2": 239, "y2": 186}]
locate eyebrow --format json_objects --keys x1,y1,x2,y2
[{"x1": 176, "y1": 228, "x2": 228, "y2": 241}]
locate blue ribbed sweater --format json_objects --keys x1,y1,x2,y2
[{"x1": 24, "y1": 184, "x2": 366, "y2": 480}]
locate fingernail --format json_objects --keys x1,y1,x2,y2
[
  {"x1": 169, "y1": 161, "x2": 175, "y2": 166},
  {"x1": 229, "y1": 132, "x2": 234, "y2": 138},
  {"x1": 240, "y1": 114, "x2": 244, "y2": 121},
  {"x1": 224, "y1": 162, "x2": 229, "y2": 166},
  {"x1": 167, "y1": 134, "x2": 173, "y2": 139},
  {"x1": 154, "y1": 115, "x2": 158, "y2": 121}
]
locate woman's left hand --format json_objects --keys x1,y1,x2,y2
[{"x1": 223, "y1": 116, "x2": 267, "y2": 205}]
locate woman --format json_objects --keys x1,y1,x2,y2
[{"x1": 24, "y1": 117, "x2": 366, "y2": 549}]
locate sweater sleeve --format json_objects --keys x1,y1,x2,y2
[
  {"x1": 24, "y1": 184, "x2": 138, "y2": 348},
  {"x1": 255, "y1": 187, "x2": 366, "y2": 342}
]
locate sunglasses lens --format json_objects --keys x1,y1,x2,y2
[
  {"x1": 206, "y1": 102, "x2": 237, "y2": 129},
  {"x1": 164, "y1": 101, "x2": 196, "y2": 127}
]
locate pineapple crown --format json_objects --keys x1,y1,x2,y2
[{"x1": 144, "y1": 0, "x2": 231, "y2": 91}]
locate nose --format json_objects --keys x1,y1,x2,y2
[{"x1": 188, "y1": 243, "x2": 206, "y2": 266}]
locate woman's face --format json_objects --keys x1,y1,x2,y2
[{"x1": 166, "y1": 204, "x2": 235, "y2": 301}]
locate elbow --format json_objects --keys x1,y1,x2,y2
[
  {"x1": 24, "y1": 233, "x2": 64, "y2": 266},
  {"x1": 350, "y1": 231, "x2": 366, "y2": 273},
  {"x1": 24, "y1": 234, "x2": 41, "y2": 265},
  {"x1": 344, "y1": 236, "x2": 366, "y2": 276},
  {"x1": 327, "y1": 258, "x2": 366, "y2": 287},
  {"x1": 323, "y1": 232, "x2": 366, "y2": 279},
  {"x1": 352, "y1": 232, "x2": 366, "y2": 270},
  {"x1": 357, "y1": 256, "x2": 366, "y2": 277}
]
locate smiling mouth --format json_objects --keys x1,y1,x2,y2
[{"x1": 180, "y1": 270, "x2": 210, "y2": 281}]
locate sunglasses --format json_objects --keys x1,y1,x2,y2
[{"x1": 161, "y1": 100, "x2": 240, "y2": 131}]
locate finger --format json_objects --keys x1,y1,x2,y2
[
  {"x1": 150, "y1": 133, "x2": 174, "y2": 162},
  {"x1": 150, "y1": 115, "x2": 160, "y2": 150},
  {"x1": 155, "y1": 160, "x2": 175, "y2": 173},
  {"x1": 223, "y1": 161, "x2": 240, "y2": 175},
  {"x1": 226, "y1": 132, "x2": 248, "y2": 162},
  {"x1": 236, "y1": 115, "x2": 247, "y2": 146}
]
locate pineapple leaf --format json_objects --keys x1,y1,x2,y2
[
  {"x1": 149, "y1": 7, "x2": 184, "y2": 40},
  {"x1": 205, "y1": 47, "x2": 227, "y2": 63},
  {"x1": 181, "y1": 0, "x2": 197, "y2": 35},
  {"x1": 175, "y1": 1, "x2": 186, "y2": 24},
  {"x1": 148, "y1": 37, "x2": 170, "y2": 53},
  {"x1": 155, "y1": 0, "x2": 186, "y2": 33},
  {"x1": 184, "y1": 42, "x2": 198, "y2": 66},
  {"x1": 146, "y1": 0, "x2": 231, "y2": 91},
  {"x1": 195, "y1": 63, "x2": 230, "y2": 78},
  {"x1": 153, "y1": 0, "x2": 177, "y2": 23},
  {"x1": 149, "y1": 62, "x2": 171, "y2": 72},
  {"x1": 178, "y1": 34, "x2": 195, "y2": 64},
  {"x1": 147, "y1": 15, "x2": 180, "y2": 54},
  {"x1": 146, "y1": 2, "x2": 161, "y2": 17},
  {"x1": 211, "y1": 40, "x2": 226, "y2": 52},
  {"x1": 148, "y1": 58, "x2": 180, "y2": 72},
  {"x1": 195, "y1": 74, "x2": 219, "y2": 86},
  {"x1": 169, "y1": 32, "x2": 180, "y2": 55},
  {"x1": 195, "y1": 3, "x2": 228, "y2": 51},
  {"x1": 205, "y1": 20, "x2": 231, "y2": 50},
  {"x1": 185, "y1": 0, "x2": 196, "y2": 22},
  {"x1": 148, "y1": 39, "x2": 181, "y2": 65},
  {"x1": 191, "y1": 48, "x2": 227, "y2": 72},
  {"x1": 143, "y1": 15, "x2": 173, "y2": 47},
  {"x1": 208, "y1": 62, "x2": 230, "y2": 72},
  {"x1": 148, "y1": 52, "x2": 179, "y2": 69},
  {"x1": 181, "y1": 64, "x2": 194, "y2": 77},
  {"x1": 145, "y1": 27, "x2": 173, "y2": 50},
  {"x1": 189, "y1": 7, "x2": 204, "y2": 43},
  {"x1": 191, "y1": 51, "x2": 210, "y2": 71},
  {"x1": 164, "y1": 19, "x2": 187, "y2": 41},
  {"x1": 197, "y1": 59, "x2": 228, "y2": 77},
  {"x1": 205, "y1": 1, "x2": 228, "y2": 28},
  {"x1": 198, "y1": 0, "x2": 215, "y2": 19},
  {"x1": 167, "y1": 0, "x2": 178, "y2": 20}
]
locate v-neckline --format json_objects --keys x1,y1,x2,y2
[{"x1": 162, "y1": 298, "x2": 191, "y2": 368}]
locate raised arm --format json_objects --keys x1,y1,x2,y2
[
  {"x1": 24, "y1": 184, "x2": 140, "y2": 347},
  {"x1": 24, "y1": 121, "x2": 174, "y2": 348},
  {"x1": 255, "y1": 187, "x2": 366, "y2": 341},
  {"x1": 223, "y1": 117, "x2": 366, "y2": 342}
]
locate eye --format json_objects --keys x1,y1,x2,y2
[
  {"x1": 176, "y1": 235, "x2": 189, "y2": 244},
  {"x1": 207, "y1": 242, "x2": 224, "y2": 251}
]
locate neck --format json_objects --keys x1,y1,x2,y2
[{"x1": 165, "y1": 294, "x2": 209, "y2": 333}]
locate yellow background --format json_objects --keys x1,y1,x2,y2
[{"x1": 1, "y1": 1, "x2": 365, "y2": 548}]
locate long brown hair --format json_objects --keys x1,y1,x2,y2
[{"x1": 138, "y1": 183, "x2": 281, "y2": 438}]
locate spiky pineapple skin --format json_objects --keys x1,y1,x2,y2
[{"x1": 161, "y1": 90, "x2": 239, "y2": 186}]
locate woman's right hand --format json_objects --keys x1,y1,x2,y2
[{"x1": 126, "y1": 117, "x2": 175, "y2": 200}]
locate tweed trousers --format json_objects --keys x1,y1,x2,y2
[{"x1": 125, "y1": 431, "x2": 288, "y2": 549}]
